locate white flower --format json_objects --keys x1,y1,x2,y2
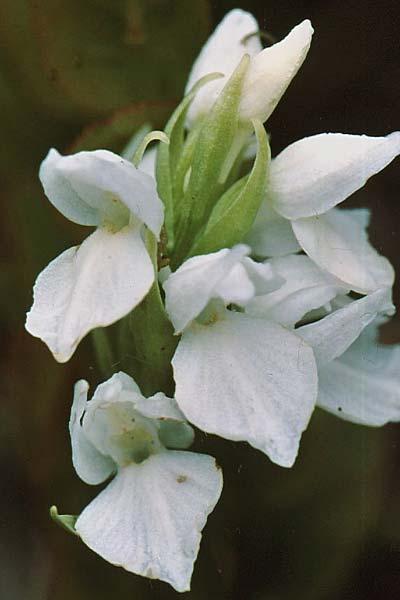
[
  {"x1": 242, "y1": 248, "x2": 400, "y2": 428},
  {"x1": 163, "y1": 245, "x2": 318, "y2": 468},
  {"x1": 245, "y1": 254, "x2": 349, "y2": 327},
  {"x1": 247, "y1": 132, "x2": 400, "y2": 292},
  {"x1": 25, "y1": 149, "x2": 164, "y2": 362},
  {"x1": 185, "y1": 8, "x2": 313, "y2": 125},
  {"x1": 70, "y1": 372, "x2": 223, "y2": 592},
  {"x1": 296, "y1": 287, "x2": 400, "y2": 426}
]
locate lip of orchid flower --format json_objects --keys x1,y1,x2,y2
[
  {"x1": 68, "y1": 372, "x2": 223, "y2": 592},
  {"x1": 25, "y1": 148, "x2": 165, "y2": 363},
  {"x1": 163, "y1": 246, "x2": 318, "y2": 468}
]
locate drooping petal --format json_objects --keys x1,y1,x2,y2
[
  {"x1": 246, "y1": 255, "x2": 348, "y2": 327},
  {"x1": 292, "y1": 208, "x2": 395, "y2": 293},
  {"x1": 25, "y1": 224, "x2": 154, "y2": 362},
  {"x1": 245, "y1": 201, "x2": 301, "y2": 257},
  {"x1": 163, "y1": 245, "x2": 250, "y2": 332},
  {"x1": 185, "y1": 9, "x2": 261, "y2": 124},
  {"x1": 70, "y1": 380, "x2": 115, "y2": 485},
  {"x1": 40, "y1": 148, "x2": 164, "y2": 236},
  {"x1": 75, "y1": 451, "x2": 223, "y2": 592},
  {"x1": 271, "y1": 132, "x2": 400, "y2": 219},
  {"x1": 297, "y1": 288, "x2": 394, "y2": 366},
  {"x1": 173, "y1": 311, "x2": 318, "y2": 467},
  {"x1": 317, "y1": 325, "x2": 400, "y2": 426},
  {"x1": 240, "y1": 20, "x2": 314, "y2": 123}
]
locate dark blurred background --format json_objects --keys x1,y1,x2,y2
[{"x1": 1, "y1": 1, "x2": 400, "y2": 598}]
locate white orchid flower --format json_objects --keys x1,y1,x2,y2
[
  {"x1": 247, "y1": 132, "x2": 400, "y2": 292},
  {"x1": 185, "y1": 9, "x2": 313, "y2": 125},
  {"x1": 70, "y1": 371, "x2": 222, "y2": 592},
  {"x1": 163, "y1": 244, "x2": 318, "y2": 468},
  {"x1": 25, "y1": 149, "x2": 164, "y2": 362},
  {"x1": 316, "y1": 322, "x2": 400, "y2": 426},
  {"x1": 243, "y1": 249, "x2": 400, "y2": 427},
  {"x1": 245, "y1": 254, "x2": 350, "y2": 327},
  {"x1": 294, "y1": 287, "x2": 400, "y2": 426}
]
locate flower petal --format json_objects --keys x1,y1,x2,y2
[
  {"x1": 292, "y1": 208, "x2": 395, "y2": 293},
  {"x1": 173, "y1": 311, "x2": 318, "y2": 467},
  {"x1": 75, "y1": 451, "x2": 223, "y2": 592},
  {"x1": 185, "y1": 9, "x2": 261, "y2": 124},
  {"x1": 25, "y1": 224, "x2": 154, "y2": 362},
  {"x1": 240, "y1": 20, "x2": 313, "y2": 123},
  {"x1": 40, "y1": 149, "x2": 164, "y2": 236},
  {"x1": 245, "y1": 201, "x2": 301, "y2": 257},
  {"x1": 70, "y1": 380, "x2": 115, "y2": 485},
  {"x1": 271, "y1": 132, "x2": 400, "y2": 219},
  {"x1": 297, "y1": 288, "x2": 395, "y2": 366},
  {"x1": 135, "y1": 392, "x2": 188, "y2": 421},
  {"x1": 134, "y1": 392, "x2": 195, "y2": 450},
  {"x1": 246, "y1": 255, "x2": 348, "y2": 327},
  {"x1": 318, "y1": 325, "x2": 400, "y2": 426},
  {"x1": 163, "y1": 245, "x2": 249, "y2": 332}
]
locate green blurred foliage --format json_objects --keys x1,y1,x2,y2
[{"x1": 1, "y1": 1, "x2": 400, "y2": 599}]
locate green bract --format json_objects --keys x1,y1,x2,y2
[{"x1": 189, "y1": 119, "x2": 270, "y2": 256}]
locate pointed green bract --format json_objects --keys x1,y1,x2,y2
[
  {"x1": 171, "y1": 55, "x2": 251, "y2": 266},
  {"x1": 189, "y1": 119, "x2": 270, "y2": 256},
  {"x1": 156, "y1": 72, "x2": 224, "y2": 252},
  {"x1": 50, "y1": 505, "x2": 78, "y2": 536}
]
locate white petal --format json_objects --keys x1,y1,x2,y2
[
  {"x1": 134, "y1": 392, "x2": 188, "y2": 422},
  {"x1": 173, "y1": 311, "x2": 318, "y2": 467},
  {"x1": 271, "y1": 132, "x2": 400, "y2": 219},
  {"x1": 292, "y1": 208, "x2": 395, "y2": 293},
  {"x1": 163, "y1": 245, "x2": 249, "y2": 332},
  {"x1": 40, "y1": 149, "x2": 164, "y2": 236},
  {"x1": 185, "y1": 9, "x2": 261, "y2": 124},
  {"x1": 240, "y1": 256, "x2": 283, "y2": 295},
  {"x1": 25, "y1": 224, "x2": 154, "y2": 362},
  {"x1": 240, "y1": 20, "x2": 313, "y2": 123},
  {"x1": 318, "y1": 325, "x2": 400, "y2": 426},
  {"x1": 70, "y1": 380, "x2": 115, "y2": 485},
  {"x1": 245, "y1": 201, "x2": 301, "y2": 257},
  {"x1": 297, "y1": 288, "x2": 394, "y2": 366},
  {"x1": 40, "y1": 149, "x2": 101, "y2": 226},
  {"x1": 134, "y1": 393, "x2": 195, "y2": 450},
  {"x1": 75, "y1": 451, "x2": 223, "y2": 592},
  {"x1": 246, "y1": 255, "x2": 348, "y2": 327}
]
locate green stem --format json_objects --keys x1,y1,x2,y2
[{"x1": 91, "y1": 327, "x2": 116, "y2": 379}]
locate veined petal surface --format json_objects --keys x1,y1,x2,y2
[
  {"x1": 26, "y1": 224, "x2": 154, "y2": 362},
  {"x1": 246, "y1": 255, "x2": 348, "y2": 327},
  {"x1": 40, "y1": 149, "x2": 164, "y2": 236},
  {"x1": 292, "y1": 208, "x2": 395, "y2": 293},
  {"x1": 318, "y1": 325, "x2": 400, "y2": 426},
  {"x1": 173, "y1": 311, "x2": 318, "y2": 467},
  {"x1": 163, "y1": 245, "x2": 250, "y2": 332},
  {"x1": 297, "y1": 288, "x2": 394, "y2": 366},
  {"x1": 70, "y1": 380, "x2": 116, "y2": 485},
  {"x1": 271, "y1": 132, "x2": 400, "y2": 219},
  {"x1": 75, "y1": 451, "x2": 223, "y2": 592}
]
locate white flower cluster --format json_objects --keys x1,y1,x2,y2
[{"x1": 25, "y1": 8, "x2": 400, "y2": 592}]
